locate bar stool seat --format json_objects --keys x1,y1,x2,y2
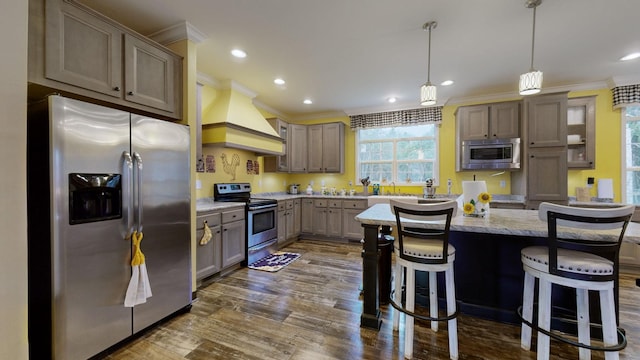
[
  {"x1": 519, "y1": 202, "x2": 634, "y2": 360},
  {"x1": 389, "y1": 200, "x2": 459, "y2": 360}
]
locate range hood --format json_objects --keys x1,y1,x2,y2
[{"x1": 201, "y1": 83, "x2": 283, "y2": 156}]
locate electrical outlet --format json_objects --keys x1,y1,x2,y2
[
  {"x1": 321, "y1": 180, "x2": 325, "y2": 186},
  {"x1": 310, "y1": 180, "x2": 314, "y2": 186},
  {"x1": 195, "y1": 180, "x2": 202, "y2": 189},
  {"x1": 500, "y1": 180, "x2": 506, "y2": 188},
  {"x1": 349, "y1": 180, "x2": 353, "y2": 187}
]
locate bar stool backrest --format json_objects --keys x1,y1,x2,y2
[
  {"x1": 537, "y1": 202, "x2": 635, "y2": 281},
  {"x1": 390, "y1": 200, "x2": 457, "y2": 265}
]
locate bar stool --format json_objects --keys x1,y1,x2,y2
[
  {"x1": 389, "y1": 200, "x2": 459, "y2": 360},
  {"x1": 519, "y1": 202, "x2": 634, "y2": 360}
]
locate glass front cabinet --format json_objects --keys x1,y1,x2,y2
[{"x1": 567, "y1": 96, "x2": 596, "y2": 169}]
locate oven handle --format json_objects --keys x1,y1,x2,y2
[
  {"x1": 249, "y1": 238, "x2": 278, "y2": 252},
  {"x1": 248, "y1": 204, "x2": 278, "y2": 211}
]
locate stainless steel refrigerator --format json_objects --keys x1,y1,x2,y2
[{"x1": 27, "y1": 95, "x2": 191, "y2": 360}]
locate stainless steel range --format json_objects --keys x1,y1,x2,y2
[{"x1": 213, "y1": 183, "x2": 278, "y2": 265}]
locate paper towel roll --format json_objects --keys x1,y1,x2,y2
[
  {"x1": 462, "y1": 181, "x2": 487, "y2": 204},
  {"x1": 598, "y1": 178, "x2": 614, "y2": 199}
]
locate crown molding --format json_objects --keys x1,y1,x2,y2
[
  {"x1": 252, "y1": 100, "x2": 289, "y2": 120},
  {"x1": 195, "y1": 75, "x2": 259, "y2": 99},
  {"x1": 196, "y1": 72, "x2": 220, "y2": 88},
  {"x1": 149, "y1": 21, "x2": 207, "y2": 45}
]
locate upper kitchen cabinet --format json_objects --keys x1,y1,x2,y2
[
  {"x1": 526, "y1": 92, "x2": 568, "y2": 148},
  {"x1": 566, "y1": 96, "x2": 596, "y2": 169},
  {"x1": 123, "y1": 34, "x2": 177, "y2": 113},
  {"x1": 264, "y1": 118, "x2": 289, "y2": 172},
  {"x1": 457, "y1": 101, "x2": 520, "y2": 141},
  {"x1": 289, "y1": 124, "x2": 308, "y2": 172},
  {"x1": 28, "y1": 0, "x2": 182, "y2": 120},
  {"x1": 264, "y1": 120, "x2": 308, "y2": 173},
  {"x1": 308, "y1": 122, "x2": 345, "y2": 173}
]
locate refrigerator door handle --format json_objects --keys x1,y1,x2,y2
[
  {"x1": 122, "y1": 151, "x2": 134, "y2": 237},
  {"x1": 133, "y1": 152, "x2": 144, "y2": 232}
]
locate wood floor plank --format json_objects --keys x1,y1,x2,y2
[{"x1": 100, "y1": 239, "x2": 640, "y2": 360}]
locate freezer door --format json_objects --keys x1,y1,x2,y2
[
  {"x1": 130, "y1": 115, "x2": 191, "y2": 332},
  {"x1": 49, "y1": 96, "x2": 133, "y2": 360}
]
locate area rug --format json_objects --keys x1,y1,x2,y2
[{"x1": 248, "y1": 252, "x2": 301, "y2": 272}]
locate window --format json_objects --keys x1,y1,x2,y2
[
  {"x1": 623, "y1": 106, "x2": 640, "y2": 204},
  {"x1": 356, "y1": 124, "x2": 438, "y2": 185}
]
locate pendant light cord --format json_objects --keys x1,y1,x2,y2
[
  {"x1": 530, "y1": 5, "x2": 537, "y2": 71},
  {"x1": 427, "y1": 25, "x2": 432, "y2": 83}
]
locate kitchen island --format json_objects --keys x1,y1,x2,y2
[{"x1": 355, "y1": 203, "x2": 640, "y2": 330}]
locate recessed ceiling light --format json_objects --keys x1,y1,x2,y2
[
  {"x1": 441, "y1": 80, "x2": 454, "y2": 86},
  {"x1": 620, "y1": 52, "x2": 640, "y2": 61},
  {"x1": 387, "y1": 97, "x2": 397, "y2": 103},
  {"x1": 303, "y1": 99, "x2": 313, "y2": 105},
  {"x1": 231, "y1": 49, "x2": 247, "y2": 58},
  {"x1": 274, "y1": 78, "x2": 286, "y2": 85}
]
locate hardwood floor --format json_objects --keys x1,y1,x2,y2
[{"x1": 104, "y1": 240, "x2": 640, "y2": 360}]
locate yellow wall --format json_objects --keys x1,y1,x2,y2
[
  {"x1": 2, "y1": 0, "x2": 29, "y2": 357},
  {"x1": 248, "y1": 87, "x2": 623, "y2": 201}
]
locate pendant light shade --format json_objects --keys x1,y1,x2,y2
[
  {"x1": 420, "y1": 82, "x2": 437, "y2": 106},
  {"x1": 420, "y1": 21, "x2": 437, "y2": 106},
  {"x1": 519, "y1": 0, "x2": 543, "y2": 95},
  {"x1": 519, "y1": 70, "x2": 543, "y2": 95}
]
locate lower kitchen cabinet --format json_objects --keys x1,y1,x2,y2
[
  {"x1": 277, "y1": 199, "x2": 301, "y2": 247},
  {"x1": 312, "y1": 199, "x2": 329, "y2": 235},
  {"x1": 300, "y1": 197, "x2": 367, "y2": 241},
  {"x1": 327, "y1": 200, "x2": 342, "y2": 237},
  {"x1": 342, "y1": 200, "x2": 368, "y2": 239},
  {"x1": 221, "y1": 207, "x2": 246, "y2": 268},
  {"x1": 195, "y1": 211, "x2": 222, "y2": 281},
  {"x1": 620, "y1": 242, "x2": 640, "y2": 270},
  {"x1": 301, "y1": 198, "x2": 314, "y2": 233},
  {"x1": 277, "y1": 203, "x2": 286, "y2": 244},
  {"x1": 196, "y1": 206, "x2": 246, "y2": 282},
  {"x1": 293, "y1": 199, "x2": 301, "y2": 235}
]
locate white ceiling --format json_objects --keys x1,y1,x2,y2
[{"x1": 78, "y1": 0, "x2": 640, "y2": 119}]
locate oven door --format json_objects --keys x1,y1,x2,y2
[{"x1": 247, "y1": 204, "x2": 277, "y2": 248}]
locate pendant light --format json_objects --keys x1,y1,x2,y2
[
  {"x1": 420, "y1": 21, "x2": 437, "y2": 106},
  {"x1": 519, "y1": 0, "x2": 543, "y2": 95}
]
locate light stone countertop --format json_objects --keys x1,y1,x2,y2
[
  {"x1": 356, "y1": 203, "x2": 640, "y2": 244},
  {"x1": 196, "y1": 198, "x2": 246, "y2": 213}
]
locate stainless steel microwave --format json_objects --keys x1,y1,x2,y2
[{"x1": 461, "y1": 138, "x2": 520, "y2": 170}]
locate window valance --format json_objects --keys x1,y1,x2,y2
[
  {"x1": 349, "y1": 106, "x2": 442, "y2": 130},
  {"x1": 612, "y1": 84, "x2": 640, "y2": 109}
]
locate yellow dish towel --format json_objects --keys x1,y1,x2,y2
[
  {"x1": 124, "y1": 231, "x2": 152, "y2": 307},
  {"x1": 200, "y1": 221, "x2": 212, "y2": 245}
]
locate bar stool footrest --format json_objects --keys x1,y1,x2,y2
[
  {"x1": 516, "y1": 305, "x2": 627, "y2": 352},
  {"x1": 390, "y1": 290, "x2": 459, "y2": 322}
]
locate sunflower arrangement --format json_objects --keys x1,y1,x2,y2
[{"x1": 463, "y1": 192, "x2": 492, "y2": 217}]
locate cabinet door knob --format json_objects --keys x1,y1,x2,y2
[
  {"x1": 530, "y1": 155, "x2": 535, "y2": 158},
  {"x1": 113, "y1": 86, "x2": 120, "y2": 91},
  {"x1": 127, "y1": 91, "x2": 134, "y2": 96},
  {"x1": 530, "y1": 142, "x2": 535, "y2": 145},
  {"x1": 492, "y1": 134, "x2": 496, "y2": 137}
]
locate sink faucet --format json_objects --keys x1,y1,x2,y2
[{"x1": 390, "y1": 182, "x2": 396, "y2": 194}]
